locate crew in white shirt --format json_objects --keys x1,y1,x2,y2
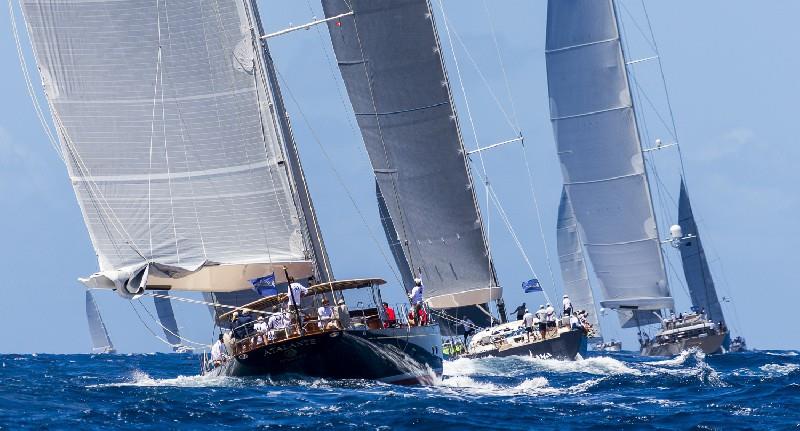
[
  {"x1": 522, "y1": 309, "x2": 536, "y2": 341},
  {"x1": 317, "y1": 299, "x2": 334, "y2": 329},
  {"x1": 535, "y1": 305, "x2": 548, "y2": 339},
  {"x1": 545, "y1": 303, "x2": 556, "y2": 328},
  {"x1": 562, "y1": 294, "x2": 573, "y2": 316},
  {"x1": 211, "y1": 333, "x2": 227, "y2": 365}
]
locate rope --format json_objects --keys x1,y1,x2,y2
[
  {"x1": 139, "y1": 291, "x2": 278, "y2": 317},
  {"x1": 136, "y1": 298, "x2": 209, "y2": 348},
  {"x1": 8, "y1": 0, "x2": 64, "y2": 163}
]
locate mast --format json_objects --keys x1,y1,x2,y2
[{"x1": 245, "y1": 0, "x2": 333, "y2": 283}]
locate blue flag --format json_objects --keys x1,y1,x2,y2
[
  {"x1": 250, "y1": 273, "x2": 277, "y2": 297},
  {"x1": 522, "y1": 278, "x2": 542, "y2": 293}
]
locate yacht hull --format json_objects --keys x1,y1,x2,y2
[
  {"x1": 465, "y1": 329, "x2": 585, "y2": 360},
  {"x1": 640, "y1": 331, "x2": 727, "y2": 357},
  {"x1": 206, "y1": 324, "x2": 442, "y2": 385}
]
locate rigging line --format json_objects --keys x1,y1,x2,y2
[
  {"x1": 136, "y1": 298, "x2": 209, "y2": 348},
  {"x1": 273, "y1": 69, "x2": 404, "y2": 288},
  {"x1": 140, "y1": 292, "x2": 278, "y2": 316},
  {"x1": 520, "y1": 142, "x2": 559, "y2": 298},
  {"x1": 128, "y1": 300, "x2": 188, "y2": 349},
  {"x1": 8, "y1": 0, "x2": 63, "y2": 163},
  {"x1": 147, "y1": 13, "x2": 162, "y2": 259},
  {"x1": 482, "y1": 0, "x2": 520, "y2": 131},
  {"x1": 447, "y1": 21, "x2": 518, "y2": 136}
]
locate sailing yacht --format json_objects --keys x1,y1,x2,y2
[
  {"x1": 22, "y1": 0, "x2": 440, "y2": 383},
  {"x1": 322, "y1": 0, "x2": 585, "y2": 360},
  {"x1": 545, "y1": 0, "x2": 731, "y2": 356},
  {"x1": 85, "y1": 290, "x2": 116, "y2": 354},
  {"x1": 152, "y1": 292, "x2": 192, "y2": 353}
]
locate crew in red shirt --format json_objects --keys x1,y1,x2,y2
[{"x1": 382, "y1": 302, "x2": 397, "y2": 328}]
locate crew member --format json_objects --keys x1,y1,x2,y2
[
  {"x1": 317, "y1": 298, "x2": 334, "y2": 330},
  {"x1": 287, "y1": 276, "x2": 309, "y2": 333},
  {"x1": 382, "y1": 302, "x2": 397, "y2": 328},
  {"x1": 334, "y1": 299, "x2": 350, "y2": 329},
  {"x1": 569, "y1": 313, "x2": 581, "y2": 330},
  {"x1": 513, "y1": 302, "x2": 527, "y2": 321},
  {"x1": 522, "y1": 309, "x2": 535, "y2": 341},
  {"x1": 211, "y1": 333, "x2": 227, "y2": 366},
  {"x1": 462, "y1": 317, "x2": 475, "y2": 347},
  {"x1": 409, "y1": 278, "x2": 424, "y2": 323},
  {"x1": 562, "y1": 294, "x2": 573, "y2": 316},
  {"x1": 545, "y1": 303, "x2": 556, "y2": 329},
  {"x1": 535, "y1": 305, "x2": 548, "y2": 339}
]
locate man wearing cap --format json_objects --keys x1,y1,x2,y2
[
  {"x1": 409, "y1": 278, "x2": 424, "y2": 325},
  {"x1": 535, "y1": 305, "x2": 548, "y2": 339},
  {"x1": 333, "y1": 299, "x2": 350, "y2": 329},
  {"x1": 522, "y1": 309, "x2": 536, "y2": 342}
]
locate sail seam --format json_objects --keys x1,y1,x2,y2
[
  {"x1": 354, "y1": 101, "x2": 448, "y2": 116},
  {"x1": 545, "y1": 36, "x2": 619, "y2": 54},
  {"x1": 550, "y1": 105, "x2": 629, "y2": 121},
  {"x1": 70, "y1": 160, "x2": 270, "y2": 183},
  {"x1": 565, "y1": 172, "x2": 641, "y2": 185},
  {"x1": 585, "y1": 237, "x2": 658, "y2": 247}
]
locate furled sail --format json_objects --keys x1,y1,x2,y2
[
  {"x1": 152, "y1": 293, "x2": 190, "y2": 352},
  {"x1": 85, "y1": 290, "x2": 115, "y2": 354},
  {"x1": 22, "y1": 0, "x2": 325, "y2": 296},
  {"x1": 678, "y1": 181, "x2": 725, "y2": 323},
  {"x1": 545, "y1": 0, "x2": 672, "y2": 327},
  {"x1": 556, "y1": 188, "x2": 601, "y2": 337},
  {"x1": 376, "y1": 181, "x2": 415, "y2": 290},
  {"x1": 322, "y1": 0, "x2": 499, "y2": 310}
]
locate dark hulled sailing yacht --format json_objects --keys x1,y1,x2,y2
[{"x1": 22, "y1": 0, "x2": 440, "y2": 383}]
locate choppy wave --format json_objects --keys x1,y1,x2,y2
[{"x1": 0, "y1": 350, "x2": 798, "y2": 429}]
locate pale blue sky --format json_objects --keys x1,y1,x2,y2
[{"x1": 1, "y1": 1, "x2": 797, "y2": 353}]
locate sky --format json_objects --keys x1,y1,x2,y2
[{"x1": 0, "y1": 1, "x2": 798, "y2": 353}]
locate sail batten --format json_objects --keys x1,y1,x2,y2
[
  {"x1": 545, "y1": 0, "x2": 672, "y2": 328},
  {"x1": 322, "y1": 0, "x2": 498, "y2": 308},
  {"x1": 23, "y1": 0, "x2": 323, "y2": 294}
]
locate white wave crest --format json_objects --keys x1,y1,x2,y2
[
  {"x1": 759, "y1": 363, "x2": 799, "y2": 377},
  {"x1": 520, "y1": 355, "x2": 641, "y2": 376},
  {"x1": 436, "y1": 375, "x2": 602, "y2": 397},
  {"x1": 89, "y1": 370, "x2": 245, "y2": 388}
]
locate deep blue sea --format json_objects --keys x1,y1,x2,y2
[{"x1": 1, "y1": 349, "x2": 798, "y2": 430}]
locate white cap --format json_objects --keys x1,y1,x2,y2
[
  {"x1": 539, "y1": 304, "x2": 545, "y2": 309},
  {"x1": 563, "y1": 294, "x2": 569, "y2": 298},
  {"x1": 414, "y1": 278, "x2": 422, "y2": 285}
]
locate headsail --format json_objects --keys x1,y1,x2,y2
[
  {"x1": 556, "y1": 188, "x2": 601, "y2": 336},
  {"x1": 678, "y1": 181, "x2": 725, "y2": 323},
  {"x1": 152, "y1": 293, "x2": 190, "y2": 352},
  {"x1": 22, "y1": 0, "x2": 325, "y2": 296},
  {"x1": 376, "y1": 181, "x2": 415, "y2": 290},
  {"x1": 545, "y1": 0, "x2": 672, "y2": 327},
  {"x1": 85, "y1": 290, "x2": 115, "y2": 354},
  {"x1": 322, "y1": 0, "x2": 499, "y2": 312}
]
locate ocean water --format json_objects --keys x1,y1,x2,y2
[{"x1": 0, "y1": 350, "x2": 798, "y2": 430}]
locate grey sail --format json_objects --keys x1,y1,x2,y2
[
  {"x1": 152, "y1": 293, "x2": 188, "y2": 352},
  {"x1": 545, "y1": 0, "x2": 672, "y2": 327},
  {"x1": 22, "y1": 0, "x2": 325, "y2": 296},
  {"x1": 678, "y1": 181, "x2": 725, "y2": 323},
  {"x1": 85, "y1": 290, "x2": 115, "y2": 354},
  {"x1": 376, "y1": 181, "x2": 415, "y2": 290},
  {"x1": 322, "y1": 0, "x2": 499, "y2": 312},
  {"x1": 556, "y1": 188, "x2": 601, "y2": 337}
]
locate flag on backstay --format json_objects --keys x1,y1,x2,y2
[
  {"x1": 522, "y1": 278, "x2": 542, "y2": 293},
  {"x1": 250, "y1": 273, "x2": 277, "y2": 296}
]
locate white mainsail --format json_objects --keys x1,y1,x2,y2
[
  {"x1": 85, "y1": 290, "x2": 115, "y2": 354},
  {"x1": 22, "y1": 0, "x2": 328, "y2": 296},
  {"x1": 545, "y1": 0, "x2": 672, "y2": 327}
]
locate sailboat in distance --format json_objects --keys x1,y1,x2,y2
[
  {"x1": 22, "y1": 0, "x2": 441, "y2": 383},
  {"x1": 85, "y1": 290, "x2": 115, "y2": 354},
  {"x1": 545, "y1": 0, "x2": 729, "y2": 356},
  {"x1": 322, "y1": 0, "x2": 586, "y2": 359}
]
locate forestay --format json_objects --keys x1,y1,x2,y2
[
  {"x1": 322, "y1": 0, "x2": 499, "y2": 309},
  {"x1": 556, "y1": 188, "x2": 601, "y2": 336},
  {"x1": 85, "y1": 290, "x2": 115, "y2": 354},
  {"x1": 23, "y1": 0, "x2": 321, "y2": 295},
  {"x1": 153, "y1": 293, "x2": 185, "y2": 352},
  {"x1": 545, "y1": 0, "x2": 672, "y2": 327},
  {"x1": 678, "y1": 181, "x2": 725, "y2": 323}
]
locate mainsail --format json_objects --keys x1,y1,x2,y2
[
  {"x1": 556, "y1": 188, "x2": 601, "y2": 337},
  {"x1": 545, "y1": 0, "x2": 672, "y2": 327},
  {"x1": 85, "y1": 290, "x2": 115, "y2": 354},
  {"x1": 678, "y1": 181, "x2": 725, "y2": 323},
  {"x1": 22, "y1": 0, "x2": 328, "y2": 297},
  {"x1": 322, "y1": 0, "x2": 499, "y2": 314}
]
